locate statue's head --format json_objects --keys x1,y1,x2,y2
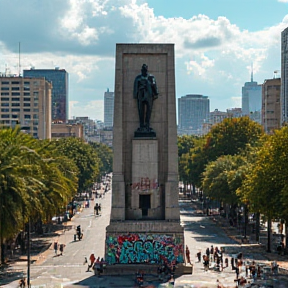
[{"x1": 141, "y1": 64, "x2": 148, "y2": 75}]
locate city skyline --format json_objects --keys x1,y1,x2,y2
[{"x1": 0, "y1": 0, "x2": 288, "y2": 121}]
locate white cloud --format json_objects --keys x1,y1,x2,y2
[
  {"x1": 0, "y1": 0, "x2": 287, "y2": 117},
  {"x1": 70, "y1": 100, "x2": 104, "y2": 121},
  {"x1": 278, "y1": 0, "x2": 288, "y2": 3}
]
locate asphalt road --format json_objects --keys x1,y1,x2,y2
[{"x1": 2, "y1": 193, "x2": 288, "y2": 288}]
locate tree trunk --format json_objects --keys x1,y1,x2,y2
[
  {"x1": 267, "y1": 217, "x2": 272, "y2": 253},
  {"x1": 244, "y1": 205, "x2": 248, "y2": 240},
  {"x1": 255, "y1": 212, "x2": 260, "y2": 243}
]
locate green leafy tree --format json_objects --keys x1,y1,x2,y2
[
  {"x1": 54, "y1": 138, "x2": 100, "y2": 192},
  {"x1": 238, "y1": 127, "x2": 288, "y2": 251},
  {"x1": 89, "y1": 142, "x2": 113, "y2": 179},
  {"x1": 195, "y1": 117, "x2": 264, "y2": 186}
]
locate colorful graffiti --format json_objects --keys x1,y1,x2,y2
[
  {"x1": 105, "y1": 233, "x2": 184, "y2": 265},
  {"x1": 132, "y1": 177, "x2": 158, "y2": 190}
]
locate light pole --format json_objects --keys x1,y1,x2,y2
[{"x1": 27, "y1": 218, "x2": 31, "y2": 287}]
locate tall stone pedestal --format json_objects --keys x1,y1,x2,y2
[{"x1": 106, "y1": 44, "x2": 184, "y2": 267}]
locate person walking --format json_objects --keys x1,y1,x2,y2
[
  {"x1": 53, "y1": 241, "x2": 58, "y2": 255},
  {"x1": 185, "y1": 245, "x2": 191, "y2": 264},
  {"x1": 87, "y1": 253, "x2": 96, "y2": 272},
  {"x1": 59, "y1": 243, "x2": 65, "y2": 256}
]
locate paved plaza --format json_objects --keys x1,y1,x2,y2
[{"x1": 1, "y1": 186, "x2": 288, "y2": 288}]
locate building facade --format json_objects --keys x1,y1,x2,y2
[
  {"x1": 0, "y1": 76, "x2": 52, "y2": 139},
  {"x1": 262, "y1": 78, "x2": 281, "y2": 133},
  {"x1": 104, "y1": 89, "x2": 114, "y2": 128},
  {"x1": 281, "y1": 27, "x2": 288, "y2": 125},
  {"x1": 242, "y1": 75, "x2": 262, "y2": 123},
  {"x1": 23, "y1": 68, "x2": 68, "y2": 122},
  {"x1": 178, "y1": 94, "x2": 209, "y2": 135},
  {"x1": 51, "y1": 123, "x2": 84, "y2": 139}
]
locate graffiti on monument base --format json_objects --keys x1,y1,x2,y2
[{"x1": 106, "y1": 233, "x2": 184, "y2": 265}]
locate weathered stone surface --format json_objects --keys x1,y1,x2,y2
[{"x1": 106, "y1": 44, "x2": 184, "y2": 265}]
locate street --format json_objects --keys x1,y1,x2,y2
[{"x1": 2, "y1": 190, "x2": 288, "y2": 287}]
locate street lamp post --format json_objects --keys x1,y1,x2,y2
[{"x1": 27, "y1": 218, "x2": 31, "y2": 287}]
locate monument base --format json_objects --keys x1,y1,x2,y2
[
  {"x1": 134, "y1": 128, "x2": 156, "y2": 138},
  {"x1": 105, "y1": 220, "x2": 184, "y2": 266}
]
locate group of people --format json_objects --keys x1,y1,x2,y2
[
  {"x1": 157, "y1": 261, "x2": 176, "y2": 282},
  {"x1": 200, "y1": 245, "x2": 225, "y2": 272},
  {"x1": 53, "y1": 241, "x2": 66, "y2": 256},
  {"x1": 85, "y1": 253, "x2": 106, "y2": 276}
]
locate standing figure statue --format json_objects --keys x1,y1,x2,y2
[{"x1": 133, "y1": 64, "x2": 158, "y2": 134}]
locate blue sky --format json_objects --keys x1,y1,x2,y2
[{"x1": 0, "y1": 0, "x2": 287, "y2": 121}]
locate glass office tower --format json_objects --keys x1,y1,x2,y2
[{"x1": 23, "y1": 68, "x2": 68, "y2": 122}]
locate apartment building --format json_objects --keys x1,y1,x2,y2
[
  {"x1": 262, "y1": 78, "x2": 281, "y2": 133},
  {"x1": 0, "y1": 76, "x2": 52, "y2": 139}
]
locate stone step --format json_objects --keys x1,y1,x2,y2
[{"x1": 102, "y1": 263, "x2": 193, "y2": 276}]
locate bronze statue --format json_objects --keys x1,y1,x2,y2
[{"x1": 133, "y1": 64, "x2": 158, "y2": 134}]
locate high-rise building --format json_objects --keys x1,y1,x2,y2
[
  {"x1": 0, "y1": 76, "x2": 52, "y2": 139},
  {"x1": 23, "y1": 67, "x2": 68, "y2": 122},
  {"x1": 104, "y1": 89, "x2": 114, "y2": 128},
  {"x1": 178, "y1": 94, "x2": 209, "y2": 135},
  {"x1": 281, "y1": 27, "x2": 288, "y2": 125},
  {"x1": 242, "y1": 70, "x2": 262, "y2": 122},
  {"x1": 262, "y1": 78, "x2": 281, "y2": 133}
]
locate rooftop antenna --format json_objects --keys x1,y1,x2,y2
[
  {"x1": 251, "y1": 62, "x2": 253, "y2": 82},
  {"x1": 274, "y1": 70, "x2": 280, "y2": 79}
]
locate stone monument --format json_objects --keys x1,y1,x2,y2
[{"x1": 105, "y1": 44, "x2": 184, "y2": 268}]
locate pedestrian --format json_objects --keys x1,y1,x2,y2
[
  {"x1": 19, "y1": 278, "x2": 26, "y2": 288},
  {"x1": 59, "y1": 243, "x2": 65, "y2": 255},
  {"x1": 89, "y1": 253, "x2": 96, "y2": 271},
  {"x1": 235, "y1": 266, "x2": 239, "y2": 279},
  {"x1": 224, "y1": 257, "x2": 228, "y2": 268},
  {"x1": 185, "y1": 245, "x2": 191, "y2": 264},
  {"x1": 196, "y1": 251, "x2": 201, "y2": 262},
  {"x1": 206, "y1": 247, "x2": 210, "y2": 257},
  {"x1": 210, "y1": 245, "x2": 214, "y2": 262},
  {"x1": 53, "y1": 241, "x2": 58, "y2": 255}
]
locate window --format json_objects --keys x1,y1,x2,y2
[
  {"x1": 1, "y1": 92, "x2": 9, "y2": 96},
  {"x1": 1, "y1": 97, "x2": 9, "y2": 101},
  {"x1": 11, "y1": 108, "x2": 20, "y2": 112},
  {"x1": 1, "y1": 103, "x2": 9, "y2": 106},
  {"x1": 23, "y1": 109, "x2": 30, "y2": 112},
  {"x1": 33, "y1": 81, "x2": 39, "y2": 86},
  {"x1": 11, "y1": 87, "x2": 19, "y2": 91},
  {"x1": 1, "y1": 108, "x2": 9, "y2": 112},
  {"x1": 11, "y1": 98, "x2": 20, "y2": 101},
  {"x1": 33, "y1": 120, "x2": 38, "y2": 125},
  {"x1": 1, "y1": 81, "x2": 9, "y2": 85},
  {"x1": 24, "y1": 87, "x2": 30, "y2": 91},
  {"x1": 1, "y1": 115, "x2": 9, "y2": 118},
  {"x1": 33, "y1": 92, "x2": 39, "y2": 96},
  {"x1": 24, "y1": 81, "x2": 30, "y2": 85},
  {"x1": 33, "y1": 114, "x2": 38, "y2": 119},
  {"x1": 11, "y1": 103, "x2": 20, "y2": 107},
  {"x1": 12, "y1": 92, "x2": 20, "y2": 96},
  {"x1": 23, "y1": 98, "x2": 30, "y2": 101},
  {"x1": 12, "y1": 115, "x2": 18, "y2": 119},
  {"x1": 23, "y1": 103, "x2": 30, "y2": 107},
  {"x1": 24, "y1": 92, "x2": 30, "y2": 96},
  {"x1": 24, "y1": 115, "x2": 31, "y2": 119},
  {"x1": 33, "y1": 109, "x2": 39, "y2": 112},
  {"x1": 34, "y1": 103, "x2": 38, "y2": 107},
  {"x1": 11, "y1": 81, "x2": 20, "y2": 84},
  {"x1": 1, "y1": 87, "x2": 9, "y2": 91}
]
